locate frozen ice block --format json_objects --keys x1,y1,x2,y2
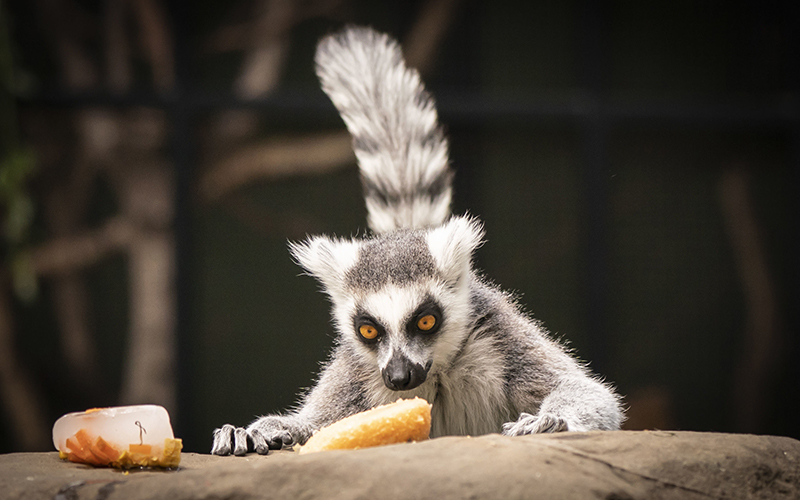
[{"x1": 52, "y1": 405, "x2": 182, "y2": 468}]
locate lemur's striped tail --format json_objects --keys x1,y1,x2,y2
[{"x1": 315, "y1": 27, "x2": 453, "y2": 233}]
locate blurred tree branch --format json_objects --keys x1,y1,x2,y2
[
  {"x1": 132, "y1": 0, "x2": 175, "y2": 92},
  {"x1": 199, "y1": 131, "x2": 354, "y2": 201},
  {"x1": 719, "y1": 167, "x2": 783, "y2": 434},
  {"x1": 35, "y1": 0, "x2": 98, "y2": 89},
  {"x1": 402, "y1": 0, "x2": 461, "y2": 74},
  {"x1": 29, "y1": 217, "x2": 136, "y2": 276}
]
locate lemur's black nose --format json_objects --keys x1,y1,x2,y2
[{"x1": 383, "y1": 355, "x2": 428, "y2": 391}]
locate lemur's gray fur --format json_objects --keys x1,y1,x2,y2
[{"x1": 211, "y1": 26, "x2": 623, "y2": 456}]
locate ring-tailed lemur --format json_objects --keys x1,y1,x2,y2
[{"x1": 211, "y1": 26, "x2": 623, "y2": 456}]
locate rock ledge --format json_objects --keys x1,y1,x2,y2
[{"x1": 1, "y1": 431, "x2": 798, "y2": 499}]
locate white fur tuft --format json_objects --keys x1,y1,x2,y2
[
  {"x1": 288, "y1": 236, "x2": 359, "y2": 301},
  {"x1": 426, "y1": 216, "x2": 485, "y2": 288}
]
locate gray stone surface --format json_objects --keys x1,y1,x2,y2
[{"x1": 1, "y1": 431, "x2": 798, "y2": 499}]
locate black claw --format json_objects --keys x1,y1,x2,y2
[{"x1": 278, "y1": 433, "x2": 294, "y2": 447}]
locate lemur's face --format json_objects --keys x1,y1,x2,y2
[
  {"x1": 290, "y1": 216, "x2": 484, "y2": 391},
  {"x1": 350, "y1": 284, "x2": 452, "y2": 391}
]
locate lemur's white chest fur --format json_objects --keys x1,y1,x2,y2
[{"x1": 428, "y1": 335, "x2": 516, "y2": 437}]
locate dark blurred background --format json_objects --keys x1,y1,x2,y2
[{"x1": 0, "y1": 0, "x2": 797, "y2": 454}]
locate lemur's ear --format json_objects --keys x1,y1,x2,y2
[
  {"x1": 426, "y1": 216, "x2": 484, "y2": 288},
  {"x1": 289, "y1": 236, "x2": 359, "y2": 299}
]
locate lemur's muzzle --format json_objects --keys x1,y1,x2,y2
[{"x1": 382, "y1": 355, "x2": 430, "y2": 391}]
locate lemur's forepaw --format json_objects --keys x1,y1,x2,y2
[
  {"x1": 211, "y1": 417, "x2": 302, "y2": 456},
  {"x1": 502, "y1": 412, "x2": 570, "y2": 436}
]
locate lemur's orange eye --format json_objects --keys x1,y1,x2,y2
[
  {"x1": 417, "y1": 315, "x2": 436, "y2": 331},
  {"x1": 359, "y1": 324, "x2": 378, "y2": 340}
]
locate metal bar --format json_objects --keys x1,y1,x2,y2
[
  {"x1": 578, "y1": 0, "x2": 610, "y2": 375},
  {"x1": 166, "y1": 0, "x2": 194, "y2": 447},
  {"x1": 16, "y1": 89, "x2": 800, "y2": 128},
  {"x1": 787, "y1": 0, "x2": 800, "y2": 437}
]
